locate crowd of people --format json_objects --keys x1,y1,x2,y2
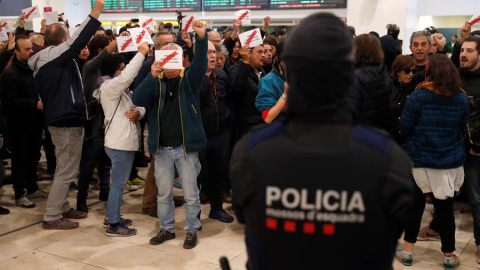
[{"x1": 0, "y1": 0, "x2": 479, "y2": 268}]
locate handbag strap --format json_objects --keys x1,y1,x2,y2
[{"x1": 100, "y1": 90, "x2": 122, "y2": 136}]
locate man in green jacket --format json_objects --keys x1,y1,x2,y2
[{"x1": 132, "y1": 20, "x2": 207, "y2": 249}]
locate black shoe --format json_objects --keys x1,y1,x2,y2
[
  {"x1": 200, "y1": 193, "x2": 209, "y2": 204},
  {"x1": 209, "y1": 209, "x2": 234, "y2": 223},
  {"x1": 150, "y1": 229, "x2": 176, "y2": 245},
  {"x1": 0, "y1": 206, "x2": 10, "y2": 215},
  {"x1": 183, "y1": 231, "x2": 197, "y2": 249},
  {"x1": 99, "y1": 187, "x2": 109, "y2": 201},
  {"x1": 76, "y1": 198, "x2": 88, "y2": 213}
]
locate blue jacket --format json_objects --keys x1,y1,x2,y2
[
  {"x1": 400, "y1": 89, "x2": 469, "y2": 169},
  {"x1": 28, "y1": 15, "x2": 101, "y2": 127},
  {"x1": 132, "y1": 34, "x2": 208, "y2": 155},
  {"x1": 255, "y1": 67, "x2": 285, "y2": 112}
]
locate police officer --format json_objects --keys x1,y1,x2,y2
[{"x1": 230, "y1": 13, "x2": 415, "y2": 270}]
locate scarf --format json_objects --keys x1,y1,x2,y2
[{"x1": 415, "y1": 81, "x2": 466, "y2": 96}]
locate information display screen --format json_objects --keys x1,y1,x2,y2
[
  {"x1": 270, "y1": 0, "x2": 346, "y2": 9},
  {"x1": 143, "y1": 0, "x2": 202, "y2": 12},
  {"x1": 97, "y1": 0, "x2": 143, "y2": 13},
  {"x1": 203, "y1": 0, "x2": 268, "y2": 11}
]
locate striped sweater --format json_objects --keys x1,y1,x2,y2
[{"x1": 399, "y1": 88, "x2": 469, "y2": 169}]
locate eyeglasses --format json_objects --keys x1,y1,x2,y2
[
  {"x1": 403, "y1": 68, "x2": 416, "y2": 74},
  {"x1": 207, "y1": 50, "x2": 217, "y2": 55}
]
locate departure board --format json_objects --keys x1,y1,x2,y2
[
  {"x1": 203, "y1": 0, "x2": 268, "y2": 11},
  {"x1": 94, "y1": 0, "x2": 143, "y2": 13},
  {"x1": 270, "y1": 0, "x2": 346, "y2": 9},
  {"x1": 144, "y1": 0, "x2": 201, "y2": 12}
]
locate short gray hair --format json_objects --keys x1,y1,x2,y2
[
  {"x1": 214, "y1": 43, "x2": 229, "y2": 59},
  {"x1": 410, "y1": 30, "x2": 431, "y2": 45},
  {"x1": 160, "y1": 43, "x2": 182, "y2": 50}
]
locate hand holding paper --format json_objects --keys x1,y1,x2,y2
[
  {"x1": 235, "y1": 10, "x2": 251, "y2": 26},
  {"x1": 470, "y1": 11, "x2": 480, "y2": 28},
  {"x1": 182, "y1": 15, "x2": 196, "y2": 32},
  {"x1": 238, "y1": 28, "x2": 263, "y2": 48},
  {"x1": 22, "y1": 6, "x2": 41, "y2": 20}
]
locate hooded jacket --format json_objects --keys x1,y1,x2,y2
[
  {"x1": 132, "y1": 34, "x2": 208, "y2": 155},
  {"x1": 28, "y1": 15, "x2": 101, "y2": 127},
  {"x1": 346, "y1": 64, "x2": 392, "y2": 129}
]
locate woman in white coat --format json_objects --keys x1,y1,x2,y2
[{"x1": 94, "y1": 42, "x2": 149, "y2": 236}]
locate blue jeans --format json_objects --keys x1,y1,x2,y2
[
  {"x1": 465, "y1": 154, "x2": 480, "y2": 245},
  {"x1": 104, "y1": 147, "x2": 135, "y2": 224},
  {"x1": 154, "y1": 146, "x2": 201, "y2": 232}
]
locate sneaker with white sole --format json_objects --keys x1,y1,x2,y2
[
  {"x1": 126, "y1": 181, "x2": 139, "y2": 191},
  {"x1": 27, "y1": 190, "x2": 48, "y2": 199},
  {"x1": 444, "y1": 254, "x2": 460, "y2": 270},
  {"x1": 395, "y1": 249, "x2": 413, "y2": 266},
  {"x1": 16, "y1": 196, "x2": 35, "y2": 208},
  {"x1": 130, "y1": 177, "x2": 145, "y2": 185},
  {"x1": 103, "y1": 215, "x2": 133, "y2": 228},
  {"x1": 42, "y1": 217, "x2": 79, "y2": 230}
]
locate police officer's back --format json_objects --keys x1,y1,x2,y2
[{"x1": 230, "y1": 13, "x2": 415, "y2": 270}]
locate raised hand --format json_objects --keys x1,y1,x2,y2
[
  {"x1": 239, "y1": 45, "x2": 251, "y2": 62},
  {"x1": 7, "y1": 32, "x2": 15, "y2": 51},
  {"x1": 181, "y1": 30, "x2": 192, "y2": 47},
  {"x1": 151, "y1": 61, "x2": 163, "y2": 78},
  {"x1": 192, "y1": 20, "x2": 206, "y2": 38},
  {"x1": 91, "y1": 0, "x2": 105, "y2": 19},
  {"x1": 18, "y1": 13, "x2": 26, "y2": 28},
  {"x1": 262, "y1": 16, "x2": 270, "y2": 31},
  {"x1": 459, "y1": 22, "x2": 472, "y2": 44},
  {"x1": 138, "y1": 41, "x2": 149, "y2": 56}
]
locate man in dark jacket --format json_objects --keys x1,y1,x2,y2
[
  {"x1": 231, "y1": 13, "x2": 415, "y2": 270},
  {"x1": 0, "y1": 36, "x2": 47, "y2": 208},
  {"x1": 28, "y1": 0, "x2": 105, "y2": 230},
  {"x1": 132, "y1": 20, "x2": 207, "y2": 249},
  {"x1": 230, "y1": 44, "x2": 265, "y2": 143},
  {"x1": 197, "y1": 40, "x2": 234, "y2": 223}
]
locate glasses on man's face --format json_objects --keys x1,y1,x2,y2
[
  {"x1": 207, "y1": 50, "x2": 217, "y2": 55},
  {"x1": 403, "y1": 68, "x2": 416, "y2": 74}
]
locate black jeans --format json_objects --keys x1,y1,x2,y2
[
  {"x1": 10, "y1": 125, "x2": 42, "y2": 199},
  {"x1": 198, "y1": 129, "x2": 230, "y2": 211},
  {"x1": 404, "y1": 185, "x2": 456, "y2": 253},
  {"x1": 77, "y1": 139, "x2": 110, "y2": 201}
]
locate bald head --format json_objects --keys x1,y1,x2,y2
[
  {"x1": 45, "y1": 23, "x2": 69, "y2": 46},
  {"x1": 208, "y1": 31, "x2": 221, "y2": 44}
]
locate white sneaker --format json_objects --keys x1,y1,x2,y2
[
  {"x1": 444, "y1": 254, "x2": 460, "y2": 269},
  {"x1": 16, "y1": 196, "x2": 36, "y2": 208},
  {"x1": 126, "y1": 181, "x2": 139, "y2": 191}
]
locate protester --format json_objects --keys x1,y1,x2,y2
[
  {"x1": 95, "y1": 42, "x2": 149, "y2": 237},
  {"x1": 396, "y1": 54, "x2": 469, "y2": 269},
  {"x1": 28, "y1": 0, "x2": 105, "y2": 230},
  {"x1": 346, "y1": 33, "x2": 392, "y2": 129},
  {"x1": 133, "y1": 20, "x2": 207, "y2": 249}
]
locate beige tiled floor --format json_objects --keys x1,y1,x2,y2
[{"x1": 1, "y1": 164, "x2": 480, "y2": 269}]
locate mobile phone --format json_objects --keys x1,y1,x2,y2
[{"x1": 131, "y1": 18, "x2": 139, "y2": 23}]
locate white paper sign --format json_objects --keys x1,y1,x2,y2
[
  {"x1": 116, "y1": 36, "x2": 138, "y2": 53},
  {"x1": 22, "y1": 6, "x2": 41, "y2": 20},
  {"x1": 0, "y1": 30, "x2": 8, "y2": 42},
  {"x1": 234, "y1": 9, "x2": 251, "y2": 26},
  {"x1": 0, "y1": 22, "x2": 13, "y2": 33},
  {"x1": 238, "y1": 28, "x2": 263, "y2": 48},
  {"x1": 139, "y1": 15, "x2": 154, "y2": 31},
  {"x1": 128, "y1": 28, "x2": 154, "y2": 46},
  {"x1": 44, "y1": 11, "x2": 58, "y2": 26},
  {"x1": 155, "y1": 50, "x2": 183, "y2": 69},
  {"x1": 470, "y1": 11, "x2": 480, "y2": 28},
  {"x1": 182, "y1": 15, "x2": 196, "y2": 32}
]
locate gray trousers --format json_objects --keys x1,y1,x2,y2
[{"x1": 44, "y1": 127, "x2": 84, "y2": 221}]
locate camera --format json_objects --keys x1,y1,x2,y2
[{"x1": 131, "y1": 18, "x2": 139, "y2": 23}]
